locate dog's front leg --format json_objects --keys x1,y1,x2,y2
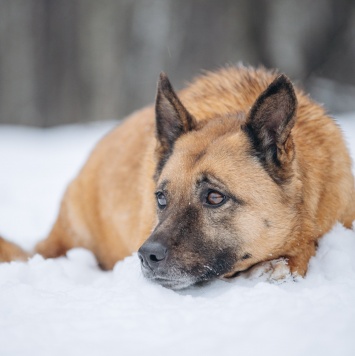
[
  {"x1": 241, "y1": 258, "x2": 294, "y2": 283},
  {"x1": 242, "y1": 241, "x2": 316, "y2": 283}
]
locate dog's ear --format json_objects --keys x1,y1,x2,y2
[
  {"x1": 244, "y1": 74, "x2": 297, "y2": 183},
  {"x1": 155, "y1": 73, "x2": 196, "y2": 175}
]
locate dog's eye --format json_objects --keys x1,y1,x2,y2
[
  {"x1": 156, "y1": 192, "x2": 167, "y2": 209},
  {"x1": 206, "y1": 190, "x2": 226, "y2": 207}
]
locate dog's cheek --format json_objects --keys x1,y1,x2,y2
[
  {"x1": 231, "y1": 208, "x2": 293, "y2": 268},
  {"x1": 183, "y1": 212, "x2": 242, "y2": 277},
  {"x1": 198, "y1": 208, "x2": 267, "y2": 275}
]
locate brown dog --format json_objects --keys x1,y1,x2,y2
[{"x1": 1, "y1": 65, "x2": 355, "y2": 289}]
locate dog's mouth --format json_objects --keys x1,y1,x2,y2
[
  {"x1": 152, "y1": 276, "x2": 195, "y2": 290},
  {"x1": 221, "y1": 270, "x2": 242, "y2": 279},
  {"x1": 140, "y1": 265, "x2": 197, "y2": 290},
  {"x1": 140, "y1": 263, "x2": 225, "y2": 290}
]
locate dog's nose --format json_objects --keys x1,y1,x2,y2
[{"x1": 138, "y1": 241, "x2": 167, "y2": 270}]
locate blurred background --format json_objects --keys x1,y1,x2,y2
[{"x1": 0, "y1": 0, "x2": 354, "y2": 127}]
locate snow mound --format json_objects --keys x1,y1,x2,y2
[{"x1": 0, "y1": 117, "x2": 355, "y2": 356}]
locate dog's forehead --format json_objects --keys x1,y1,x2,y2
[
  {"x1": 157, "y1": 118, "x2": 285, "y2": 206},
  {"x1": 177, "y1": 118, "x2": 248, "y2": 160},
  {"x1": 157, "y1": 120, "x2": 261, "y2": 191}
]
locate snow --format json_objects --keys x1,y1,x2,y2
[{"x1": 1, "y1": 115, "x2": 355, "y2": 356}]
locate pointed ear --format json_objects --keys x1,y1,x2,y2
[
  {"x1": 244, "y1": 74, "x2": 297, "y2": 183},
  {"x1": 155, "y1": 73, "x2": 196, "y2": 175}
]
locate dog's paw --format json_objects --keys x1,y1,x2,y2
[{"x1": 242, "y1": 258, "x2": 294, "y2": 284}]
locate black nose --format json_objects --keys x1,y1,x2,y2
[{"x1": 138, "y1": 241, "x2": 168, "y2": 271}]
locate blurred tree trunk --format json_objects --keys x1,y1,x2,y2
[{"x1": 0, "y1": 0, "x2": 354, "y2": 126}]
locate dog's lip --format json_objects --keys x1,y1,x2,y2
[
  {"x1": 140, "y1": 265, "x2": 170, "y2": 281},
  {"x1": 220, "y1": 263, "x2": 261, "y2": 280},
  {"x1": 153, "y1": 277, "x2": 194, "y2": 290},
  {"x1": 141, "y1": 267, "x2": 194, "y2": 289},
  {"x1": 147, "y1": 273, "x2": 183, "y2": 284},
  {"x1": 140, "y1": 262, "x2": 228, "y2": 289},
  {"x1": 221, "y1": 271, "x2": 241, "y2": 279}
]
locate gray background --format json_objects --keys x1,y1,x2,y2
[{"x1": 1, "y1": 0, "x2": 354, "y2": 127}]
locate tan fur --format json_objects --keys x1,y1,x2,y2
[
  {"x1": 1, "y1": 65, "x2": 355, "y2": 281},
  {"x1": 0, "y1": 237, "x2": 28, "y2": 262}
]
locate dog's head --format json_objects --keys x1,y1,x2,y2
[{"x1": 138, "y1": 72, "x2": 301, "y2": 290}]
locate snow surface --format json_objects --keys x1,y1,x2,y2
[{"x1": 0, "y1": 115, "x2": 355, "y2": 356}]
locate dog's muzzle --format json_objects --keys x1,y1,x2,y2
[{"x1": 137, "y1": 241, "x2": 196, "y2": 290}]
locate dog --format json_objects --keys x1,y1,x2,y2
[{"x1": 1, "y1": 65, "x2": 355, "y2": 290}]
